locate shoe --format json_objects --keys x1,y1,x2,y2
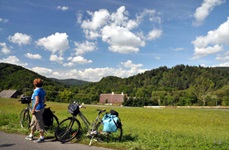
[
  {"x1": 25, "y1": 136, "x2": 33, "y2": 141},
  {"x1": 34, "y1": 138, "x2": 45, "y2": 143}
]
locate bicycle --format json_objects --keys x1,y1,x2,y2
[
  {"x1": 54, "y1": 102, "x2": 123, "y2": 146},
  {"x1": 19, "y1": 96, "x2": 59, "y2": 132}
]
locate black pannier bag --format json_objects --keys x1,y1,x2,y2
[
  {"x1": 109, "y1": 109, "x2": 122, "y2": 128},
  {"x1": 68, "y1": 102, "x2": 80, "y2": 116},
  {"x1": 110, "y1": 109, "x2": 119, "y2": 117},
  {"x1": 21, "y1": 96, "x2": 31, "y2": 104},
  {"x1": 43, "y1": 107, "x2": 53, "y2": 126}
]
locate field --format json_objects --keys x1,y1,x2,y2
[{"x1": 0, "y1": 98, "x2": 229, "y2": 150}]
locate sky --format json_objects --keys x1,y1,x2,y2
[{"x1": 0, "y1": 0, "x2": 229, "y2": 82}]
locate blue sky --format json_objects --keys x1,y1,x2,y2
[{"x1": 0, "y1": 0, "x2": 229, "y2": 82}]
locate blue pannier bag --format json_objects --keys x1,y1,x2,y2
[{"x1": 102, "y1": 113, "x2": 119, "y2": 132}]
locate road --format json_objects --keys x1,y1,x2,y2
[{"x1": 0, "y1": 132, "x2": 112, "y2": 150}]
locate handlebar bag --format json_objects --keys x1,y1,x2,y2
[
  {"x1": 21, "y1": 96, "x2": 31, "y2": 104},
  {"x1": 68, "y1": 102, "x2": 79, "y2": 116}
]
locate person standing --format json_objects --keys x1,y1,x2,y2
[{"x1": 25, "y1": 78, "x2": 46, "y2": 143}]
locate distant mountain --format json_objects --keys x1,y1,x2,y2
[{"x1": 50, "y1": 78, "x2": 90, "y2": 86}]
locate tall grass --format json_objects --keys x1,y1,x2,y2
[{"x1": 0, "y1": 98, "x2": 229, "y2": 150}]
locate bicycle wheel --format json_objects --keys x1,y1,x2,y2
[
  {"x1": 20, "y1": 109, "x2": 31, "y2": 128},
  {"x1": 97, "y1": 122, "x2": 123, "y2": 142},
  {"x1": 44, "y1": 114, "x2": 59, "y2": 132},
  {"x1": 55, "y1": 117, "x2": 80, "y2": 143}
]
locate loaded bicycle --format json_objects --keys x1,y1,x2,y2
[
  {"x1": 54, "y1": 102, "x2": 123, "y2": 146},
  {"x1": 19, "y1": 96, "x2": 59, "y2": 132}
]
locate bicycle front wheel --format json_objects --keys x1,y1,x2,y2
[
  {"x1": 20, "y1": 108, "x2": 30, "y2": 128},
  {"x1": 55, "y1": 117, "x2": 80, "y2": 143}
]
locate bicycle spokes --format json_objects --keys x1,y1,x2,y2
[{"x1": 20, "y1": 109, "x2": 30, "y2": 128}]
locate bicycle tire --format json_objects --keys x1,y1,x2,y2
[
  {"x1": 44, "y1": 114, "x2": 59, "y2": 132},
  {"x1": 55, "y1": 117, "x2": 80, "y2": 143},
  {"x1": 20, "y1": 109, "x2": 30, "y2": 129},
  {"x1": 97, "y1": 122, "x2": 123, "y2": 142}
]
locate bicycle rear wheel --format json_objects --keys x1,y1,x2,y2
[
  {"x1": 55, "y1": 117, "x2": 80, "y2": 143},
  {"x1": 20, "y1": 109, "x2": 30, "y2": 128}
]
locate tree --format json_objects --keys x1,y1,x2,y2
[
  {"x1": 190, "y1": 77, "x2": 214, "y2": 106},
  {"x1": 58, "y1": 89, "x2": 74, "y2": 103}
]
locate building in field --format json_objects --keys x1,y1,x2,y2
[
  {"x1": 99, "y1": 92, "x2": 127, "y2": 105},
  {"x1": 0, "y1": 90, "x2": 19, "y2": 98}
]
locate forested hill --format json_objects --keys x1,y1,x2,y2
[
  {"x1": 80, "y1": 65, "x2": 229, "y2": 106},
  {"x1": 50, "y1": 78, "x2": 89, "y2": 86},
  {"x1": 85, "y1": 65, "x2": 229, "y2": 93},
  {"x1": 0, "y1": 63, "x2": 89, "y2": 93},
  {"x1": 1, "y1": 63, "x2": 229, "y2": 106}
]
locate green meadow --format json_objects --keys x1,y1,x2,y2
[{"x1": 0, "y1": 98, "x2": 229, "y2": 150}]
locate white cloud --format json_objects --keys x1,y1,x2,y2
[
  {"x1": 193, "y1": 45, "x2": 223, "y2": 59},
  {"x1": 24, "y1": 53, "x2": 41, "y2": 59},
  {"x1": 192, "y1": 17, "x2": 229, "y2": 59},
  {"x1": 76, "y1": 11, "x2": 83, "y2": 24},
  {"x1": 79, "y1": 6, "x2": 161, "y2": 54},
  {"x1": 72, "y1": 56, "x2": 93, "y2": 64},
  {"x1": 57, "y1": 6, "x2": 68, "y2": 11},
  {"x1": 0, "y1": 56, "x2": 27, "y2": 66},
  {"x1": 61, "y1": 64, "x2": 145, "y2": 82},
  {"x1": 49, "y1": 54, "x2": 64, "y2": 63},
  {"x1": 32, "y1": 67, "x2": 53, "y2": 76},
  {"x1": 136, "y1": 9, "x2": 161, "y2": 24},
  {"x1": 193, "y1": 0, "x2": 224, "y2": 26},
  {"x1": 102, "y1": 25, "x2": 145, "y2": 53},
  {"x1": 0, "y1": 18, "x2": 9, "y2": 23},
  {"x1": 173, "y1": 47, "x2": 185, "y2": 51},
  {"x1": 31, "y1": 60, "x2": 146, "y2": 82},
  {"x1": 82, "y1": 9, "x2": 110, "y2": 30},
  {"x1": 214, "y1": 62, "x2": 229, "y2": 67},
  {"x1": 214, "y1": 51, "x2": 229, "y2": 67},
  {"x1": 74, "y1": 41, "x2": 97, "y2": 55},
  {"x1": 216, "y1": 55, "x2": 229, "y2": 61},
  {"x1": 0, "y1": 42, "x2": 11, "y2": 54},
  {"x1": 36, "y1": 32, "x2": 69, "y2": 55},
  {"x1": 147, "y1": 29, "x2": 162, "y2": 40},
  {"x1": 121, "y1": 60, "x2": 143, "y2": 68},
  {"x1": 110, "y1": 6, "x2": 129, "y2": 26},
  {"x1": 64, "y1": 56, "x2": 92, "y2": 66},
  {"x1": 8, "y1": 32, "x2": 31, "y2": 46},
  {"x1": 155, "y1": 56, "x2": 161, "y2": 60}
]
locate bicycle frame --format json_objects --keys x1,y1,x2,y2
[
  {"x1": 55, "y1": 105, "x2": 122, "y2": 145},
  {"x1": 76, "y1": 109, "x2": 105, "y2": 146},
  {"x1": 77, "y1": 110, "x2": 104, "y2": 132},
  {"x1": 26, "y1": 103, "x2": 32, "y2": 112}
]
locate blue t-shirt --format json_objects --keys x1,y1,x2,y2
[{"x1": 31, "y1": 88, "x2": 46, "y2": 111}]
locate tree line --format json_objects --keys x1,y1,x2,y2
[{"x1": 1, "y1": 63, "x2": 229, "y2": 106}]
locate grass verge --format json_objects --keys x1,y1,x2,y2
[{"x1": 0, "y1": 98, "x2": 229, "y2": 149}]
